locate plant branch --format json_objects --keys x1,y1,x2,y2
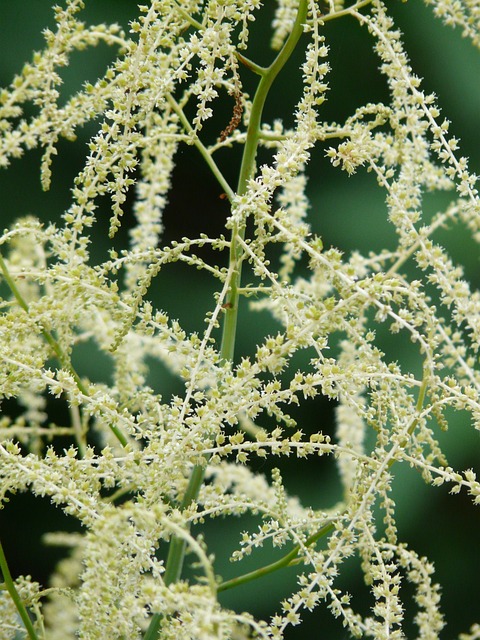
[
  {"x1": 143, "y1": 3, "x2": 309, "y2": 638},
  {"x1": 0, "y1": 251, "x2": 128, "y2": 449},
  {"x1": 219, "y1": 367, "x2": 430, "y2": 592},
  {"x1": 172, "y1": 1, "x2": 203, "y2": 31},
  {"x1": 166, "y1": 95, "x2": 235, "y2": 202},
  {"x1": 321, "y1": 0, "x2": 373, "y2": 23},
  {"x1": 0, "y1": 539, "x2": 39, "y2": 640},
  {"x1": 220, "y1": 0, "x2": 309, "y2": 362},
  {"x1": 218, "y1": 520, "x2": 335, "y2": 592}
]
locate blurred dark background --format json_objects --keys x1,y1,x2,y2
[{"x1": 0, "y1": 2, "x2": 479, "y2": 637}]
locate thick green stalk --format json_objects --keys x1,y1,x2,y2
[
  {"x1": 143, "y1": 3, "x2": 308, "y2": 638},
  {"x1": 220, "y1": 0, "x2": 308, "y2": 359}
]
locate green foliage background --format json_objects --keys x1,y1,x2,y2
[{"x1": 0, "y1": 2, "x2": 478, "y2": 637}]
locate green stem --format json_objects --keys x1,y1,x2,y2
[
  {"x1": 213, "y1": 359, "x2": 428, "y2": 597},
  {"x1": 142, "y1": 467, "x2": 206, "y2": 640},
  {"x1": 321, "y1": 0, "x2": 373, "y2": 23},
  {"x1": 235, "y1": 52, "x2": 266, "y2": 76},
  {"x1": 167, "y1": 95, "x2": 235, "y2": 202},
  {"x1": 0, "y1": 251, "x2": 128, "y2": 449},
  {"x1": 218, "y1": 367, "x2": 430, "y2": 592},
  {"x1": 172, "y1": 1, "x2": 203, "y2": 31},
  {"x1": 163, "y1": 465, "x2": 206, "y2": 585},
  {"x1": 218, "y1": 366, "x2": 428, "y2": 592},
  {"x1": 383, "y1": 367, "x2": 430, "y2": 472},
  {"x1": 218, "y1": 521, "x2": 334, "y2": 593},
  {"x1": 220, "y1": 0, "x2": 309, "y2": 362},
  {"x1": 0, "y1": 252, "x2": 87, "y2": 394},
  {"x1": 0, "y1": 539, "x2": 39, "y2": 640},
  {"x1": 143, "y1": 3, "x2": 309, "y2": 638}
]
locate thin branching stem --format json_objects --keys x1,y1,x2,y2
[
  {"x1": 0, "y1": 539, "x2": 39, "y2": 640},
  {"x1": 0, "y1": 252, "x2": 128, "y2": 450},
  {"x1": 218, "y1": 521, "x2": 335, "y2": 592},
  {"x1": 166, "y1": 95, "x2": 235, "y2": 202}
]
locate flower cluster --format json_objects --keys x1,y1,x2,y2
[{"x1": 0, "y1": 1, "x2": 479, "y2": 639}]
